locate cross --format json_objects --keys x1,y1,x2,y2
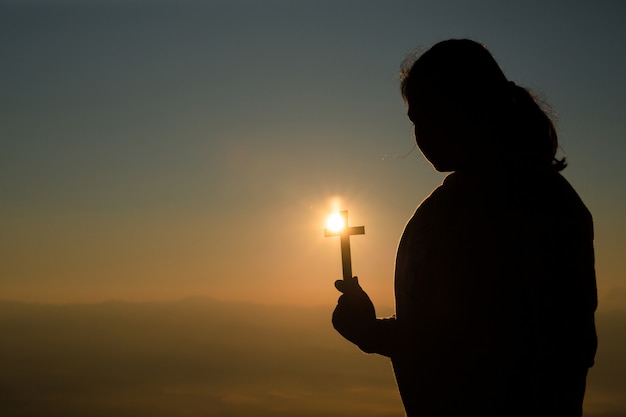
[{"x1": 324, "y1": 210, "x2": 365, "y2": 281}]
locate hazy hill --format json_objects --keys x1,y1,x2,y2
[
  {"x1": 0, "y1": 299, "x2": 624, "y2": 417},
  {"x1": 0, "y1": 298, "x2": 402, "y2": 417}
]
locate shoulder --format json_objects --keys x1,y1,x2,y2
[
  {"x1": 543, "y1": 171, "x2": 594, "y2": 239},
  {"x1": 412, "y1": 172, "x2": 467, "y2": 214},
  {"x1": 403, "y1": 174, "x2": 458, "y2": 232},
  {"x1": 525, "y1": 169, "x2": 592, "y2": 223},
  {"x1": 401, "y1": 172, "x2": 477, "y2": 248}
]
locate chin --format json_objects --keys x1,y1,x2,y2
[
  {"x1": 430, "y1": 161, "x2": 456, "y2": 172},
  {"x1": 422, "y1": 151, "x2": 460, "y2": 172}
]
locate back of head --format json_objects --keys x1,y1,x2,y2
[{"x1": 401, "y1": 39, "x2": 565, "y2": 172}]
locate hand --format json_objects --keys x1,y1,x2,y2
[{"x1": 332, "y1": 276, "x2": 376, "y2": 345}]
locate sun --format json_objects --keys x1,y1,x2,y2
[{"x1": 326, "y1": 212, "x2": 345, "y2": 233}]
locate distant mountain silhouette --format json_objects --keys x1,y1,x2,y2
[
  {"x1": 0, "y1": 298, "x2": 623, "y2": 417},
  {"x1": 0, "y1": 298, "x2": 401, "y2": 417}
]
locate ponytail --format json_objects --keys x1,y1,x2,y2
[{"x1": 506, "y1": 82, "x2": 566, "y2": 171}]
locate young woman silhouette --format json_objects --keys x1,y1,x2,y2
[{"x1": 332, "y1": 39, "x2": 597, "y2": 417}]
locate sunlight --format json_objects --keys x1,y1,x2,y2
[{"x1": 326, "y1": 212, "x2": 345, "y2": 233}]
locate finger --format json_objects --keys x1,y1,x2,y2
[
  {"x1": 345, "y1": 276, "x2": 360, "y2": 292},
  {"x1": 336, "y1": 276, "x2": 361, "y2": 294},
  {"x1": 335, "y1": 294, "x2": 347, "y2": 306}
]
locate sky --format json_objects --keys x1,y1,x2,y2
[
  {"x1": 2, "y1": 0, "x2": 625, "y2": 309},
  {"x1": 1, "y1": 1, "x2": 625, "y2": 415}
]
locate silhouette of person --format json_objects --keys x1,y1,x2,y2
[{"x1": 332, "y1": 39, "x2": 597, "y2": 417}]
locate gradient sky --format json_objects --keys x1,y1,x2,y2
[{"x1": 1, "y1": 0, "x2": 625, "y2": 311}]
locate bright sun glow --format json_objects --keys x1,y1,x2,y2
[{"x1": 326, "y1": 212, "x2": 345, "y2": 232}]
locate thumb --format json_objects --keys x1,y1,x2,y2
[{"x1": 334, "y1": 276, "x2": 360, "y2": 294}]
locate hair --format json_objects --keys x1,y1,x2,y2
[{"x1": 400, "y1": 39, "x2": 566, "y2": 171}]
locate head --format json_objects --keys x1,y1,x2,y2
[{"x1": 400, "y1": 39, "x2": 565, "y2": 172}]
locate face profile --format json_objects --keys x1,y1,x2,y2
[{"x1": 407, "y1": 96, "x2": 469, "y2": 172}]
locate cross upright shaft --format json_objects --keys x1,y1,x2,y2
[{"x1": 324, "y1": 210, "x2": 365, "y2": 280}]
